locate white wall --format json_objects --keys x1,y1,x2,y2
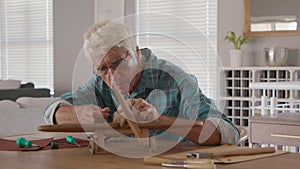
[
  {"x1": 218, "y1": 0, "x2": 247, "y2": 67},
  {"x1": 53, "y1": 0, "x2": 130, "y2": 96},
  {"x1": 218, "y1": 0, "x2": 300, "y2": 67},
  {"x1": 53, "y1": 0, "x2": 94, "y2": 96},
  {"x1": 53, "y1": 0, "x2": 300, "y2": 96},
  {"x1": 95, "y1": 0, "x2": 125, "y2": 22}
]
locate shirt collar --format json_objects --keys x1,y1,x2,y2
[
  {"x1": 130, "y1": 48, "x2": 160, "y2": 97},
  {"x1": 140, "y1": 48, "x2": 160, "y2": 88}
]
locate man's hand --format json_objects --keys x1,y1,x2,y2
[
  {"x1": 55, "y1": 104, "x2": 110, "y2": 124},
  {"x1": 74, "y1": 105, "x2": 110, "y2": 123},
  {"x1": 113, "y1": 98, "x2": 160, "y2": 125}
]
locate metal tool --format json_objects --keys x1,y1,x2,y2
[
  {"x1": 161, "y1": 163, "x2": 215, "y2": 169},
  {"x1": 16, "y1": 137, "x2": 39, "y2": 148},
  {"x1": 66, "y1": 136, "x2": 81, "y2": 147},
  {"x1": 144, "y1": 156, "x2": 213, "y2": 165}
]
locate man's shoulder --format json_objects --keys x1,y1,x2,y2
[{"x1": 141, "y1": 48, "x2": 196, "y2": 82}]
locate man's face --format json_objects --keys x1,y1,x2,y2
[{"x1": 93, "y1": 46, "x2": 139, "y2": 93}]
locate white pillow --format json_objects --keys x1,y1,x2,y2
[
  {"x1": 16, "y1": 97, "x2": 60, "y2": 108},
  {"x1": 0, "y1": 80, "x2": 21, "y2": 89},
  {"x1": 0, "y1": 100, "x2": 20, "y2": 110}
]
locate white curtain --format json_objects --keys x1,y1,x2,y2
[
  {"x1": 0, "y1": 0, "x2": 53, "y2": 93},
  {"x1": 136, "y1": 0, "x2": 218, "y2": 99}
]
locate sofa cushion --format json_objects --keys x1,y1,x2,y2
[
  {"x1": 0, "y1": 100, "x2": 20, "y2": 110},
  {"x1": 0, "y1": 107, "x2": 46, "y2": 135},
  {"x1": 16, "y1": 97, "x2": 60, "y2": 109},
  {"x1": 20, "y1": 82, "x2": 34, "y2": 88},
  {"x1": 0, "y1": 80, "x2": 21, "y2": 89},
  {"x1": 0, "y1": 88, "x2": 51, "y2": 101}
]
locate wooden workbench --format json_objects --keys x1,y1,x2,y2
[{"x1": 0, "y1": 132, "x2": 299, "y2": 169}]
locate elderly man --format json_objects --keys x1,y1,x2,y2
[{"x1": 44, "y1": 21, "x2": 239, "y2": 146}]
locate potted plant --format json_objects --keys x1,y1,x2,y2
[{"x1": 224, "y1": 31, "x2": 252, "y2": 67}]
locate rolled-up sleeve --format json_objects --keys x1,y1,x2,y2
[
  {"x1": 43, "y1": 99, "x2": 72, "y2": 124},
  {"x1": 208, "y1": 117, "x2": 240, "y2": 145},
  {"x1": 43, "y1": 76, "x2": 99, "y2": 124}
]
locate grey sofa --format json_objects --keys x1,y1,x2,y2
[
  {"x1": 0, "y1": 96, "x2": 60, "y2": 135},
  {"x1": 0, "y1": 82, "x2": 50, "y2": 101}
]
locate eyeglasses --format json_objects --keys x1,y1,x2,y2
[{"x1": 94, "y1": 50, "x2": 129, "y2": 76}]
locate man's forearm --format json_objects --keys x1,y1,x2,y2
[
  {"x1": 184, "y1": 121, "x2": 221, "y2": 145},
  {"x1": 55, "y1": 105, "x2": 80, "y2": 124},
  {"x1": 159, "y1": 115, "x2": 221, "y2": 145}
]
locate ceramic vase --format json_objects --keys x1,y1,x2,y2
[{"x1": 229, "y1": 49, "x2": 243, "y2": 67}]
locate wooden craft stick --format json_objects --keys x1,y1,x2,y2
[
  {"x1": 213, "y1": 147, "x2": 276, "y2": 157},
  {"x1": 112, "y1": 83, "x2": 143, "y2": 141}
]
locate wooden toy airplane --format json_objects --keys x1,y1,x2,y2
[
  {"x1": 38, "y1": 84, "x2": 203, "y2": 154},
  {"x1": 38, "y1": 120, "x2": 204, "y2": 154}
]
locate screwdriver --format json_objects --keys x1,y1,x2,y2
[
  {"x1": 16, "y1": 137, "x2": 39, "y2": 148},
  {"x1": 66, "y1": 136, "x2": 81, "y2": 147}
]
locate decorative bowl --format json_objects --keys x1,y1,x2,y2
[{"x1": 264, "y1": 47, "x2": 288, "y2": 66}]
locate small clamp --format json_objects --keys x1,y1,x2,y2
[
  {"x1": 50, "y1": 141, "x2": 59, "y2": 149},
  {"x1": 186, "y1": 152, "x2": 214, "y2": 159}
]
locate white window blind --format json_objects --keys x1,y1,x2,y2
[
  {"x1": 0, "y1": 0, "x2": 53, "y2": 92},
  {"x1": 137, "y1": 0, "x2": 218, "y2": 99}
]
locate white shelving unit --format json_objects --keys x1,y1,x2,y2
[
  {"x1": 219, "y1": 66, "x2": 300, "y2": 127},
  {"x1": 249, "y1": 81, "x2": 300, "y2": 115}
]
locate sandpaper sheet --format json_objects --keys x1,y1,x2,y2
[
  {"x1": 0, "y1": 137, "x2": 89, "y2": 151},
  {"x1": 161, "y1": 144, "x2": 288, "y2": 164}
]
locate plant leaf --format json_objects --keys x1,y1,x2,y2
[{"x1": 224, "y1": 31, "x2": 253, "y2": 50}]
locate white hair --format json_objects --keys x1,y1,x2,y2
[{"x1": 83, "y1": 20, "x2": 137, "y2": 64}]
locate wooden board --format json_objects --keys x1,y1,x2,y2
[
  {"x1": 38, "y1": 120, "x2": 203, "y2": 133},
  {"x1": 160, "y1": 144, "x2": 288, "y2": 164}
]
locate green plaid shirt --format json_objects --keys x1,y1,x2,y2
[{"x1": 60, "y1": 48, "x2": 239, "y2": 143}]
